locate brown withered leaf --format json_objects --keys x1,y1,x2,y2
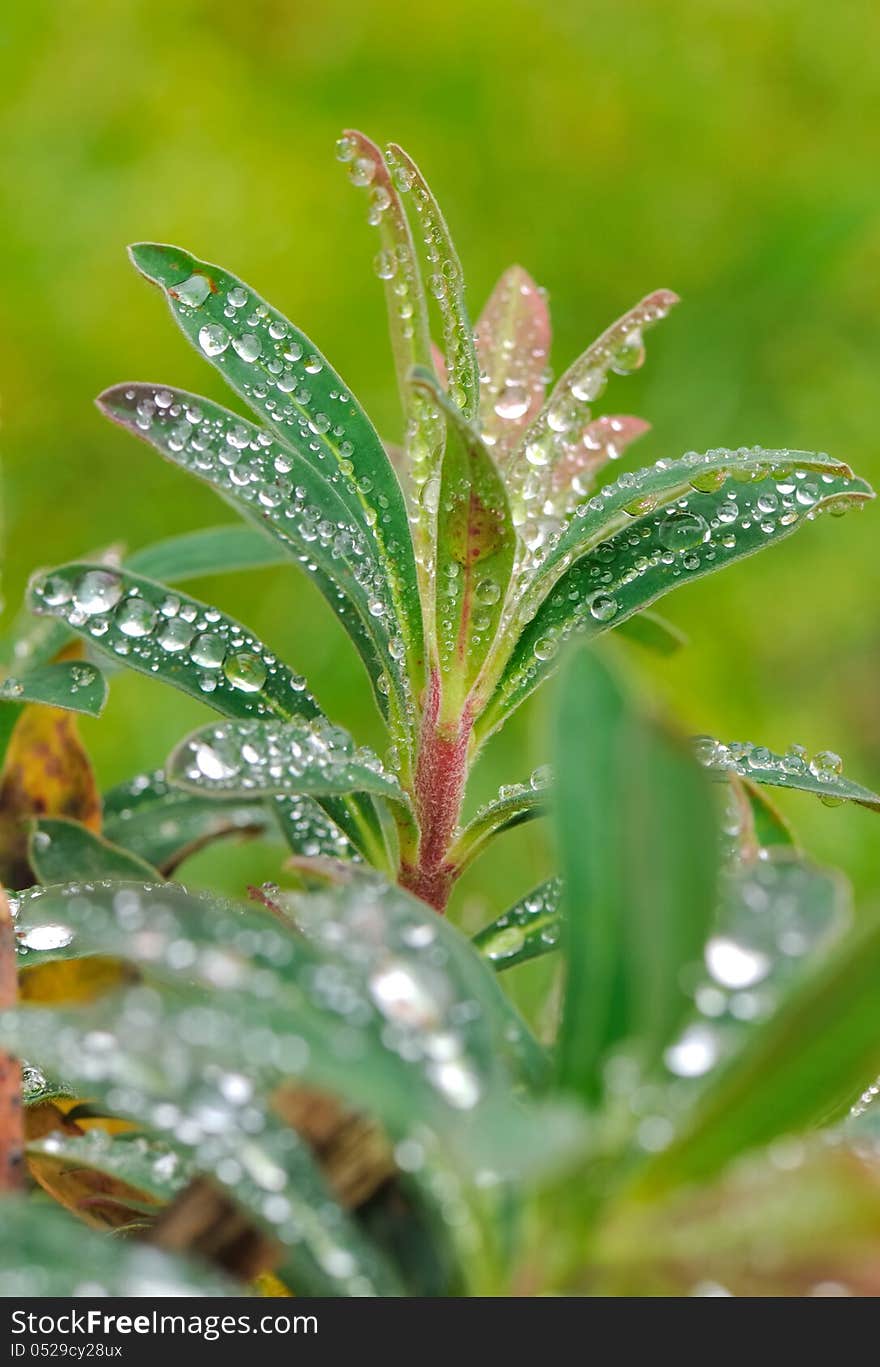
[{"x1": 0, "y1": 703, "x2": 101, "y2": 888}]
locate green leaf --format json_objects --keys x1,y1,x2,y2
[
  {"x1": 99, "y1": 386, "x2": 417, "y2": 747},
  {"x1": 613, "y1": 610, "x2": 687, "y2": 656},
  {"x1": 631, "y1": 888, "x2": 880, "y2": 1197},
  {"x1": 103, "y1": 769, "x2": 274, "y2": 874},
  {"x1": 0, "y1": 661, "x2": 107, "y2": 717},
  {"x1": 554, "y1": 647, "x2": 719, "y2": 1101},
  {"x1": 127, "y1": 524, "x2": 285, "y2": 582},
  {"x1": 694, "y1": 735, "x2": 880, "y2": 813},
  {"x1": 29, "y1": 817, "x2": 161, "y2": 884},
  {"x1": 473, "y1": 878, "x2": 563, "y2": 971},
  {"x1": 412, "y1": 369, "x2": 515, "y2": 707},
  {"x1": 479, "y1": 455, "x2": 873, "y2": 741},
  {"x1": 28, "y1": 561, "x2": 321, "y2": 722},
  {"x1": 168, "y1": 717, "x2": 408, "y2": 805},
  {"x1": 338, "y1": 131, "x2": 444, "y2": 618},
  {"x1": 0, "y1": 1196, "x2": 240, "y2": 1296},
  {"x1": 387, "y1": 142, "x2": 480, "y2": 422},
  {"x1": 450, "y1": 774, "x2": 550, "y2": 874},
  {"x1": 124, "y1": 242, "x2": 424, "y2": 739},
  {"x1": 474, "y1": 265, "x2": 550, "y2": 462}
]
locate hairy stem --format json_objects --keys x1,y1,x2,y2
[
  {"x1": 399, "y1": 671, "x2": 471, "y2": 912},
  {"x1": 0, "y1": 886, "x2": 23, "y2": 1191}
]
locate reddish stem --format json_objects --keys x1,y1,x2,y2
[
  {"x1": 400, "y1": 672, "x2": 471, "y2": 913},
  {"x1": 0, "y1": 886, "x2": 23, "y2": 1191}
]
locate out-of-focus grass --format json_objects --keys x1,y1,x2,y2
[{"x1": 1, "y1": 0, "x2": 879, "y2": 930}]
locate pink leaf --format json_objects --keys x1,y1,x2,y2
[{"x1": 475, "y1": 265, "x2": 551, "y2": 462}]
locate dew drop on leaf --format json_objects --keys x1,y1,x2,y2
[
  {"x1": 73, "y1": 570, "x2": 123, "y2": 614},
  {"x1": 657, "y1": 509, "x2": 710, "y2": 553},
  {"x1": 198, "y1": 323, "x2": 230, "y2": 357},
  {"x1": 222, "y1": 651, "x2": 268, "y2": 694},
  {"x1": 174, "y1": 274, "x2": 212, "y2": 308},
  {"x1": 190, "y1": 633, "x2": 227, "y2": 670}
]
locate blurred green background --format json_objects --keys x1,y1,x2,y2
[{"x1": 2, "y1": 0, "x2": 879, "y2": 930}]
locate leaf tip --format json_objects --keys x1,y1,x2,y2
[{"x1": 127, "y1": 243, "x2": 195, "y2": 290}]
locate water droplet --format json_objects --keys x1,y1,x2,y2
[
  {"x1": 809, "y1": 750, "x2": 843, "y2": 779},
  {"x1": 198, "y1": 323, "x2": 230, "y2": 357},
  {"x1": 223, "y1": 651, "x2": 267, "y2": 694},
  {"x1": 373, "y1": 250, "x2": 397, "y2": 280},
  {"x1": 494, "y1": 383, "x2": 529, "y2": 421},
  {"x1": 18, "y1": 924, "x2": 74, "y2": 951},
  {"x1": 664, "y1": 1024, "x2": 719, "y2": 1078},
  {"x1": 195, "y1": 743, "x2": 239, "y2": 781},
  {"x1": 588, "y1": 592, "x2": 618, "y2": 622},
  {"x1": 705, "y1": 935, "x2": 771, "y2": 989},
  {"x1": 475, "y1": 578, "x2": 501, "y2": 606},
  {"x1": 73, "y1": 571, "x2": 122, "y2": 615},
  {"x1": 115, "y1": 598, "x2": 158, "y2": 638},
  {"x1": 658, "y1": 510, "x2": 709, "y2": 553},
  {"x1": 173, "y1": 274, "x2": 211, "y2": 308},
  {"x1": 190, "y1": 634, "x2": 226, "y2": 670},
  {"x1": 232, "y1": 333, "x2": 262, "y2": 363},
  {"x1": 157, "y1": 619, "x2": 195, "y2": 653}
]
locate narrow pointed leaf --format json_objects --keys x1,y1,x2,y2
[
  {"x1": 0, "y1": 661, "x2": 107, "y2": 718},
  {"x1": 480, "y1": 461, "x2": 873, "y2": 741},
  {"x1": 504, "y1": 289, "x2": 678, "y2": 525},
  {"x1": 103, "y1": 769, "x2": 273, "y2": 874},
  {"x1": 522, "y1": 448, "x2": 861, "y2": 627},
  {"x1": 473, "y1": 878, "x2": 563, "y2": 971},
  {"x1": 98, "y1": 384, "x2": 415, "y2": 740},
  {"x1": 387, "y1": 143, "x2": 480, "y2": 421},
  {"x1": 127, "y1": 524, "x2": 285, "y2": 582},
  {"x1": 450, "y1": 775, "x2": 550, "y2": 873},
  {"x1": 554, "y1": 648, "x2": 719, "y2": 1100},
  {"x1": 28, "y1": 561, "x2": 322, "y2": 723},
  {"x1": 125, "y1": 242, "x2": 424, "y2": 723},
  {"x1": 168, "y1": 717, "x2": 407, "y2": 805},
  {"x1": 29, "y1": 817, "x2": 160, "y2": 884},
  {"x1": 338, "y1": 131, "x2": 444, "y2": 613},
  {"x1": 694, "y1": 735, "x2": 880, "y2": 813},
  {"x1": 413, "y1": 370, "x2": 515, "y2": 703},
  {"x1": 475, "y1": 265, "x2": 550, "y2": 460}
]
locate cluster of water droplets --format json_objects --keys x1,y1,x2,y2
[
  {"x1": 173, "y1": 718, "x2": 400, "y2": 800},
  {"x1": 504, "y1": 454, "x2": 860, "y2": 693},
  {"x1": 503, "y1": 290, "x2": 677, "y2": 558},
  {"x1": 30, "y1": 567, "x2": 313, "y2": 713},
  {"x1": 475, "y1": 266, "x2": 550, "y2": 463},
  {"x1": 335, "y1": 134, "x2": 448, "y2": 583},
  {"x1": 694, "y1": 736, "x2": 851, "y2": 807},
  {"x1": 473, "y1": 878, "x2": 563, "y2": 967},
  {"x1": 383, "y1": 147, "x2": 478, "y2": 417},
  {"x1": 656, "y1": 856, "x2": 846, "y2": 1106},
  {"x1": 111, "y1": 386, "x2": 402, "y2": 667}
]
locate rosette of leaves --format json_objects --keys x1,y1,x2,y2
[{"x1": 6, "y1": 131, "x2": 874, "y2": 915}]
